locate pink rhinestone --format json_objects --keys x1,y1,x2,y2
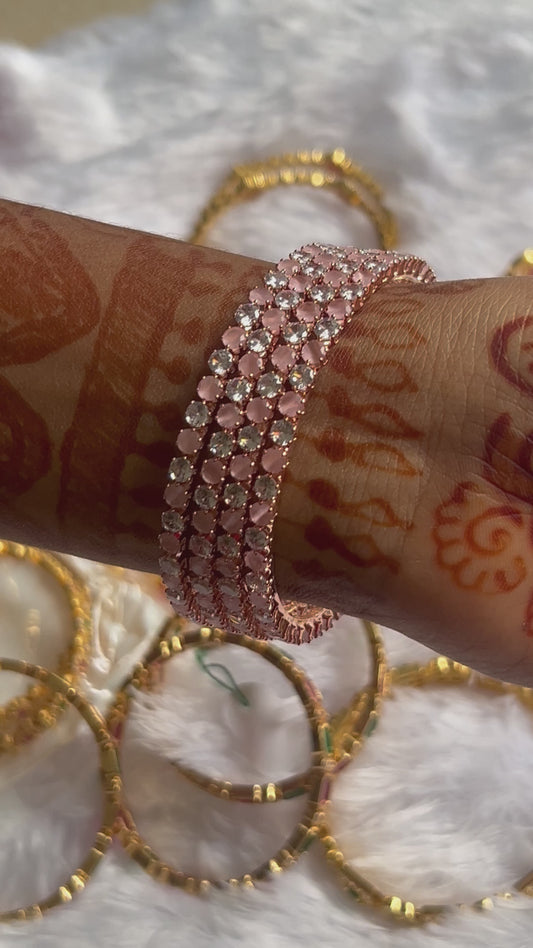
[
  {"x1": 215, "y1": 559, "x2": 239, "y2": 578},
  {"x1": 159, "y1": 533, "x2": 181, "y2": 555},
  {"x1": 249, "y1": 287, "x2": 272, "y2": 305},
  {"x1": 279, "y1": 391, "x2": 304, "y2": 417},
  {"x1": 288, "y1": 274, "x2": 310, "y2": 293},
  {"x1": 315, "y1": 252, "x2": 338, "y2": 267},
  {"x1": 238, "y1": 352, "x2": 262, "y2": 377},
  {"x1": 262, "y1": 309, "x2": 285, "y2": 333},
  {"x1": 201, "y1": 458, "x2": 225, "y2": 484},
  {"x1": 327, "y1": 299, "x2": 350, "y2": 319},
  {"x1": 270, "y1": 346, "x2": 296, "y2": 372},
  {"x1": 352, "y1": 269, "x2": 373, "y2": 286},
  {"x1": 262, "y1": 447, "x2": 285, "y2": 474},
  {"x1": 278, "y1": 258, "x2": 298, "y2": 274},
  {"x1": 296, "y1": 301, "x2": 321, "y2": 324},
  {"x1": 245, "y1": 551, "x2": 267, "y2": 574},
  {"x1": 246, "y1": 397, "x2": 272, "y2": 423},
  {"x1": 190, "y1": 556, "x2": 211, "y2": 576},
  {"x1": 230, "y1": 455, "x2": 254, "y2": 480},
  {"x1": 221, "y1": 509, "x2": 242, "y2": 533},
  {"x1": 197, "y1": 376, "x2": 223, "y2": 402},
  {"x1": 250, "y1": 591, "x2": 267, "y2": 608},
  {"x1": 322, "y1": 269, "x2": 345, "y2": 287},
  {"x1": 302, "y1": 340, "x2": 325, "y2": 365},
  {"x1": 193, "y1": 511, "x2": 216, "y2": 534},
  {"x1": 164, "y1": 483, "x2": 188, "y2": 508},
  {"x1": 217, "y1": 403, "x2": 242, "y2": 429},
  {"x1": 176, "y1": 428, "x2": 203, "y2": 454},
  {"x1": 221, "y1": 325, "x2": 245, "y2": 352},
  {"x1": 250, "y1": 502, "x2": 271, "y2": 526}
]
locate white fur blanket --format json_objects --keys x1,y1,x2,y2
[{"x1": 0, "y1": 2, "x2": 532, "y2": 946}]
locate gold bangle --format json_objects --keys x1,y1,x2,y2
[
  {"x1": 0, "y1": 658, "x2": 121, "y2": 922},
  {"x1": 505, "y1": 248, "x2": 533, "y2": 276},
  {"x1": 317, "y1": 655, "x2": 533, "y2": 924},
  {"x1": 108, "y1": 623, "x2": 333, "y2": 892},
  {"x1": 171, "y1": 620, "x2": 388, "y2": 801},
  {"x1": 188, "y1": 148, "x2": 397, "y2": 250},
  {"x1": 0, "y1": 541, "x2": 92, "y2": 752}
]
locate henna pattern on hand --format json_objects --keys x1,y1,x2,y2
[
  {"x1": 491, "y1": 315, "x2": 533, "y2": 397},
  {"x1": 484, "y1": 413, "x2": 533, "y2": 506},
  {"x1": 0, "y1": 377, "x2": 51, "y2": 499},
  {"x1": 304, "y1": 431, "x2": 420, "y2": 477},
  {"x1": 304, "y1": 516, "x2": 399, "y2": 574},
  {"x1": 329, "y1": 356, "x2": 418, "y2": 393},
  {"x1": 317, "y1": 385, "x2": 423, "y2": 438}
]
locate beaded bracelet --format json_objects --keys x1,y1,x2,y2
[
  {"x1": 171, "y1": 620, "x2": 388, "y2": 801},
  {"x1": 0, "y1": 658, "x2": 121, "y2": 922},
  {"x1": 108, "y1": 624, "x2": 334, "y2": 892},
  {"x1": 159, "y1": 246, "x2": 435, "y2": 642},
  {"x1": 317, "y1": 655, "x2": 533, "y2": 925},
  {"x1": 0, "y1": 541, "x2": 92, "y2": 752}
]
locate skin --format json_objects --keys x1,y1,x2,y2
[{"x1": 0, "y1": 197, "x2": 532, "y2": 683}]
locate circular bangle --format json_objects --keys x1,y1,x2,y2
[
  {"x1": 159, "y1": 245, "x2": 435, "y2": 642},
  {"x1": 317, "y1": 655, "x2": 533, "y2": 925},
  {"x1": 0, "y1": 541, "x2": 92, "y2": 752},
  {"x1": 108, "y1": 623, "x2": 333, "y2": 892},
  {"x1": 171, "y1": 620, "x2": 388, "y2": 801},
  {"x1": 188, "y1": 148, "x2": 397, "y2": 250},
  {"x1": 0, "y1": 658, "x2": 121, "y2": 922},
  {"x1": 506, "y1": 248, "x2": 533, "y2": 277}
]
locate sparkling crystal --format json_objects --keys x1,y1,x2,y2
[
  {"x1": 283, "y1": 322, "x2": 308, "y2": 345},
  {"x1": 275, "y1": 290, "x2": 300, "y2": 310},
  {"x1": 314, "y1": 317, "x2": 341, "y2": 340},
  {"x1": 290, "y1": 249, "x2": 313, "y2": 264},
  {"x1": 194, "y1": 486, "x2": 217, "y2": 510},
  {"x1": 340, "y1": 284, "x2": 364, "y2": 300},
  {"x1": 190, "y1": 535, "x2": 212, "y2": 557},
  {"x1": 208, "y1": 348, "x2": 234, "y2": 376},
  {"x1": 254, "y1": 474, "x2": 277, "y2": 500},
  {"x1": 226, "y1": 377, "x2": 252, "y2": 403},
  {"x1": 301, "y1": 262, "x2": 325, "y2": 278},
  {"x1": 218, "y1": 534, "x2": 239, "y2": 558},
  {"x1": 160, "y1": 556, "x2": 181, "y2": 580},
  {"x1": 256, "y1": 372, "x2": 282, "y2": 398},
  {"x1": 248, "y1": 329, "x2": 272, "y2": 355},
  {"x1": 235, "y1": 302, "x2": 261, "y2": 329},
  {"x1": 209, "y1": 431, "x2": 234, "y2": 457},
  {"x1": 223, "y1": 483, "x2": 247, "y2": 508},
  {"x1": 288, "y1": 363, "x2": 315, "y2": 391},
  {"x1": 245, "y1": 528, "x2": 268, "y2": 550},
  {"x1": 245, "y1": 572, "x2": 269, "y2": 592},
  {"x1": 185, "y1": 401, "x2": 209, "y2": 427},
  {"x1": 238, "y1": 425, "x2": 262, "y2": 452},
  {"x1": 270, "y1": 419, "x2": 294, "y2": 446},
  {"x1": 168, "y1": 457, "x2": 192, "y2": 483},
  {"x1": 161, "y1": 510, "x2": 184, "y2": 533},
  {"x1": 264, "y1": 270, "x2": 289, "y2": 289},
  {"x1": 309, "y1": 284, "x2": 334, "y2": 303}
]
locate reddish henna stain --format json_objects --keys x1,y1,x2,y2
[
  {"x1": 348, "y1": 319, "x2": 427, "y2": 352},
  {"x1": 491, "y1": 315, "x2": 533, "y2": 397},
  {"x1": 328, "y1": 353, "x2": 418, "y2": 394},
  {"x1": 319, "y1": 385, "x2": 423, "y2": 439},
  {"x1": 304, "y1": 516, "x2": 399, "y2": 573},
  {"x1": 0, "y1": 377, "x2": 51, "y2": 499},
  {"x1": 307, "y1": 431, "x2": 419, "y2": 476},
  {"x1": 303, "y1": 477, "x2": 412, "y2": 529},
  {"x1": 524, "y1": 591, "x2": 533, "y2": 636},
  {"x1": 312, "y1": 429, "x2": 348, "y2": 463},
  {"x1": 157, "y1": 354, "x2": 192, "y2": 385},
  {"x1": 484, "y1": 413, "x2": 533, "y2": 506},
  {"x1": 0, "y1": 204, "x2": 100, "y2": 365}
]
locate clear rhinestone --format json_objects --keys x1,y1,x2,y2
[
  {"x1": 220, "y1": 582, "x2": 239, "y2": 598},
  {"x1": 218, "y1": 534, "x2": 239, "y2": 558},
  {"x1": 185, "y1": 401, "x2": 209, "y2": 427},
  {"x1": 314, "y1": 317, "x2": 341, "y2": 340},
  {"x1": 364, "y1": 260, "x2": 378, "y2": 270},
  {"x1": 270, "y1": 419, "x2": 294, "y2": 446},
  {"x1": 168, "y1": 457, "x2": 192, "y2": 483},
  {"x1": 301, "y1": 262, "x2": 325, "y2": 278},
  {"x1": 238, "y1": 425, "x2": 262, "y2": 452},
  {"x1": 254, "y1": 474, "x2": 277, "y2": 500},
  {"x1": 190, "y1": 535, "x2": 212, "y2": 557},
  {"x1": 264, "y1": 270, "x2": 289, "y2": 289},
  {"x1": 208, "y1": 348, "x2": 234, "y2": 376},
  {"x1": 256, "y1": 372, "x2": 283, "y2": 398},
  {"x1": 226, "y1": 377, "x2": 252, "y2": 403},
  {"x1": 340, "y1": 284, "x2": 364, "y2": 300},
  {"x1": 223, "y1": 483, "x2": 247, "y2": 508},
  {"x1": 209, "y1": 431, "x2": 234, "y2": 457},
  {"x1": 290, "y1": 250, "x2": 313, "y2": 264},
  {"x1": 339, "y1": 262, "x2": 356, "y2": 275},
  {"x1": 160, "y1": 556, "x2": 181, "y2": 580},
  {"x1": 194, "y1": 486, "x2": 217, "y2": 510},
  {"x1": 309, "y1": 284, "x2": 334, "y2": 303},
  {"x1": 235, "y1": 302, "x2": 261, "y2": 330},
  {"x1": 288, "y1": 363, "x2": 315, "y2": 391},
  {"x1": 248, "y1": 329, "x2": 272, "y2": 355},
  {"x1": 283, "y1": 322, "x2": 308, "y2": 345},
  {"x1": 245, "y1": 528, "x2": 268, "y2": 550},
  {"x1": 161, "y1": 510, "x2": 184, "y2": 533},
  {"x1": 275, "y1": 290, "x2": 300, "y2": 310}
]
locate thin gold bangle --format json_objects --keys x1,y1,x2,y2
[
  {"x1": 188, "y1": 148, "x2": 397, "y2": 250},
  {"x1": 0, "y1": 541, "x2": 92, "y2": 753},
  {"x1": 171, "y1": 620, "x2": 388, "y2": 801},
  {"x1": 505, "y1": 248, "x2": 533, "y2": 276},
  {"x1": 0, "y1": 658, "x2": 121, "y2": 922},
  {"x1": 108, "y1": 622, "x2": 333, "y2": 892},
  {"x1": 317, "y1": 655, "x2": 533, "y2": 924}
]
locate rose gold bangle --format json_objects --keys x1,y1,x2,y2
[{"x1": 159, "y1": 245, "x2": 435, "y2": 642}]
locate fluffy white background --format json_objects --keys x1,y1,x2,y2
[{"x1": 0, "y1": 1, "x2": 532, "y2": 945}]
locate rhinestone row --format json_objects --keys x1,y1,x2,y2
[{"x1": 160, "y1": 244, "x2": 435, "y2": 643}]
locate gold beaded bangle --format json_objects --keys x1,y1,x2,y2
[
  {"x1": 172, "y1": 620, "x2": 388, "y2": 802},
  {"x1": 506, "y1": 248, "x2": 533, "y2": 276},
  {"x1": 0, "y1": 658, "x2": 121, "y2": 922},
  {"x1": 0, "y1": 541, "x2": 92, "y2": 753},
  {"x1": 317, "y1": 654, "x2": 533, "y2": 925},
  {"x1": 188, "y1": 148, "x2": 397, "y2": 250},
  {"x1": 108, "y1": 624, "x2": 333, "y2": 892}
]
